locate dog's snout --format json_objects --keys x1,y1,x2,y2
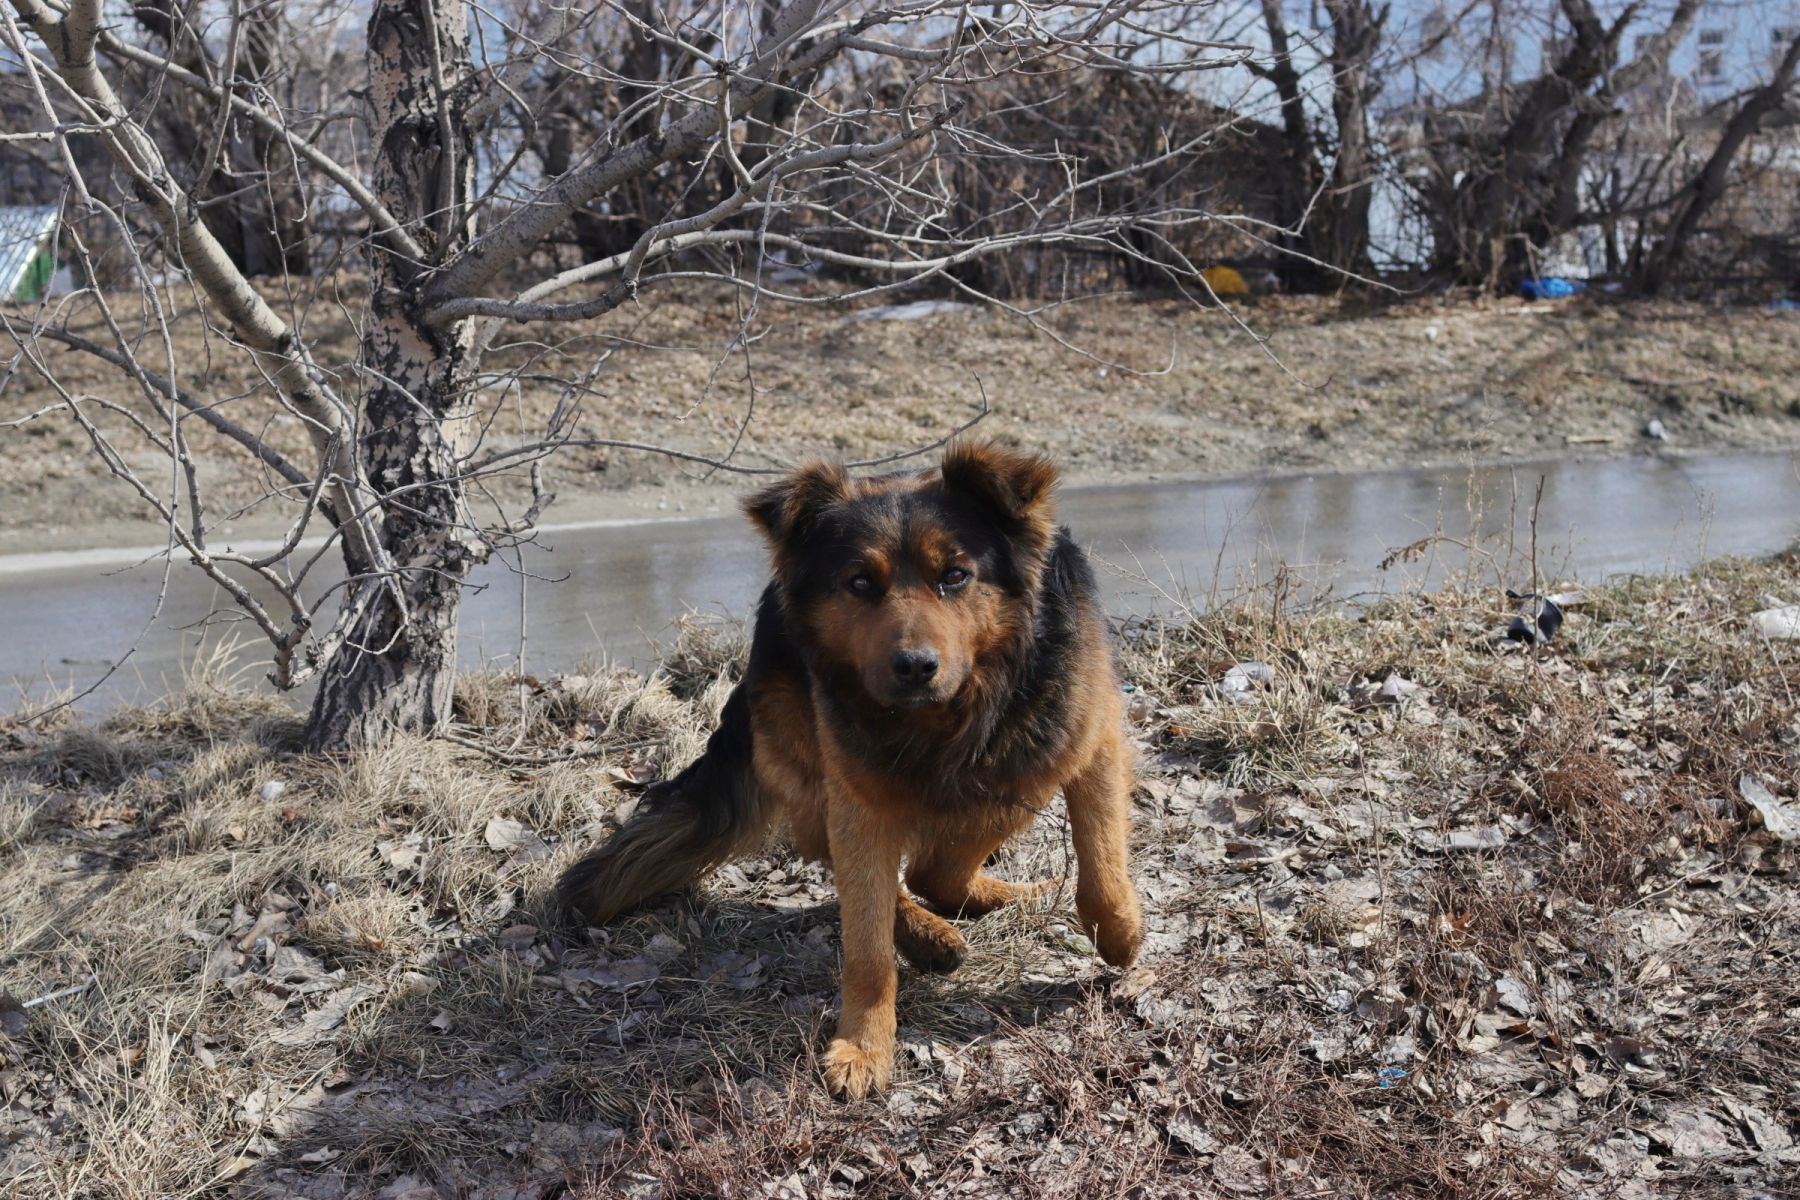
[{"x1": 890, "y1": 648, "x2": 939, "y2": 686}]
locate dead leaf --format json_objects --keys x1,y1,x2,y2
[
  {"x1": 1165, "y1": 1105, "x2": 1216, "y2": 1154},
  {"x1": 1721, "y1": 1098, "x2": 1792, "y2": 1154},
  {"x1": 1738, "y1": 775, "x2": 1799, "y2": 841},
  {"x1": 1494, "y1": 974, "x2": 1535, "y2": 1017},
  {"x1": 560, "y1": 957, "x2": 661, "y2": 993},
  {"x1": 0, "y1": 997, "x2": 27, "y2": 1037},
  {"x1": 268, "y1": 984, "x2": 374, "y2": 1046},
  {"x1": 607, "y1": 762, "x2": 661, "y2": 789},
  {"x1": 376, "y1": 1175, "x2": 441, "y2": 1200},
  {"x1": 484, "y1": 817, "x2": 550, "y2": 861},
  {"x1": 1647, "y1": 1108, "x2": 1736, "y2": 1159},
  {"x1": 1210, "y1": 1144, "x2": 1268, "y2": 1194},
  {"x1": 378, "y1": 833, "x2": 425, "y2": 872}
]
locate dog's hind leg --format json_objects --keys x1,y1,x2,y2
[
  {"x1": 905, "y1": 823, "x2": 1058, "y2": 919},
  {"x1": 894, "y1": 894, "x2": 967, "y2": 974},
  {"x1": 1063, "y1": 732, "x2": 1143, "y2": 968}
]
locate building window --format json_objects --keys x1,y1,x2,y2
[{"x1": 1697, "y1": 28, "x2": 1726, "y2": 83}]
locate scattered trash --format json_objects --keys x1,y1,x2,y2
[
  {"x1": 1377, "y1": 1066, "x2": 1409, "y2": 1089},
  {"x1": 1738, "y1": 775, "x2": 1799, "y2": 841},
  {"x1": 1644, "y1": 418, "x2": 1667, "y2": 440},
  {"x1": 1750, "y1": 604, "x2": 1800, "y2": 640},
  {"x1": 1200, "y1": 265, "x2": 1249, "y2": 296},
  {"x1": 1423, "y1": 325, "x2": 1441, "y2": 342},
  {"x1": 850, "y1": 299, "x2": 971, "y2": 322},
  {"x1": 1520, "y1": 277, "x2": 1585, "y2": 300},
  {"x1": 1768, "y1": 297, "x2": 1799, "y2": 312},
  {"x1": 1504, "y1": 590, "x2": 1565, "y2": 644},
  {"x1": 20, "y1": 975, "x2": 95, "y2": 1011},
  {"x1": 1374, "y1": 673, "x2": 1424, "y2": 704},
  {"x1": 1418, "y1": 826, "x2": 1508, "y2": 853},
  {"x1": 1220, "y1": 661, "x2": 1276, "y2": 704}
]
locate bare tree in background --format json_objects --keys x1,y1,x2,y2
[
  {"x1": 1252, "y1": 0, "x2": 1421, "y2": 285},
  {"x1": 0, "y1": 0, "x2": 1249, "y2": 749},
  {"x1": 1407, "y1": 0, "x2": 1699, "y2": 287},
  {"x1": 1638, "y1": 32, "x2": 1800, "y2": 292}
]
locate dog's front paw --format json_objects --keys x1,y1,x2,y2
[
  {"x1": 1081, "y1": 889, "x2": 1144, "y2": 968},
  {"x1": 822, "y1": 1037, "x2": 892, "y2": 1099}
]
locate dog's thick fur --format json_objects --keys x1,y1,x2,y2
[{"x1": 559, "y1": 442, "x2": 1143, "y2": 1097}]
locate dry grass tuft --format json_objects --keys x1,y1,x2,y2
[{"x1": 2, "y1": 554, "x2": 1797, "y2": 1198}]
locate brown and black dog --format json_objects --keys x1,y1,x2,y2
[{"x1": 559, "y1": 441, "x2": 1142, "y2": 1097}]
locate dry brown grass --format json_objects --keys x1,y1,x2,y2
[{"x1": 2, "y1": 561, "x2": 1798, "y2": 1198}]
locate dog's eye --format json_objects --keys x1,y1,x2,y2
[
  {"x1": 846, "y1": 574, "x2": 875, "y2": 596},
  {"x1": 940, "y1": 567, "x2": 971, "y2": 590}
]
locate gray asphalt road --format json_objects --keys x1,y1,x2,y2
[{"x1": 3, "y1": 449, "x2": 1795, "y2": 711}]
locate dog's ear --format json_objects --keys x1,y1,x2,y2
[
  {"x1": 743, "y1": 460, "x2": 852, "y2": 544},
  {"x1": 941, "y1": 439, "x2": 1059, "y2": 556}
]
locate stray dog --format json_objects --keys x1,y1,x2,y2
[{"x1": 559, "y1": 441, "x2": 1143, "y2": 1097}]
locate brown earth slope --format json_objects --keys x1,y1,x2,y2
[{"x1": 4, "y1": 292, "x2": 1799, "y2": 553}]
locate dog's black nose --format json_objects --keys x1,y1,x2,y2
[{"x1": 891, "y1": 648, "x2": 939, "y2": 685}]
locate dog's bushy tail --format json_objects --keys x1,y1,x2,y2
[{"x1": 558, "y1": 687, "x2": 770, "y2": 925}]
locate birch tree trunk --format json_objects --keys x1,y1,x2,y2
[{"x1": 301, "y1": 0, "x2": 481, "y2": 749}]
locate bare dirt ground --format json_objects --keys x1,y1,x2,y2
[
  {"x1": 4, "y1": 292, "x2": 1800, "y2": 553},
  {"x1": 3, "y1": 552, "x2": 1798, "y2": 1198}
]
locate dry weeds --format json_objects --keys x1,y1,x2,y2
[{"x1": 2, "y1": 557, "x2": 1798, "y2": 1198}]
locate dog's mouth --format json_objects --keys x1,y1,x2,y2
[{"x1": 867, "y1": 677, "x2": 956, "y2": 711}]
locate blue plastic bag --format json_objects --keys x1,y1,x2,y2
[{"x1": 1520, "y1": 277, "x2": 1585, "y2": 300}]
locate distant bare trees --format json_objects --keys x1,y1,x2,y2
[
  {"x1": 1405, "y1": 0, "x2": 1700, "y2": 286},
  {"x1": 1638, "y1": 32, "x2": 1800, "y2": 292}
]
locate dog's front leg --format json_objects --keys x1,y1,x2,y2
[
  {"x1": 1064, "y1": 733, "x2": 1144, "y2": 968},
  {"x1": 822, "y1": 787, "x2": 901, "y2": 1098}
]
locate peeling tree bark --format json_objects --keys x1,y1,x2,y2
[{"x1": 300, "y1": 0, "x2": 482, "y2": 750}]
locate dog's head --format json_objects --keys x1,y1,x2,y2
[{"x1": 745, "y1": 441, "x2": 1059, "y2": 710}]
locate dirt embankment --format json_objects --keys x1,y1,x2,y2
[
  {"x1": 2, "y1": 554, "x2": 1798, "y2": 1196},
  {"x1": 4, "y1": 293, "x2": 1799, "y2": 554}
]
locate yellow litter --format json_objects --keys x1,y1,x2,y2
[{"x1": 1200, "y1": 265, "x2": 1249, "y2": 296}]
